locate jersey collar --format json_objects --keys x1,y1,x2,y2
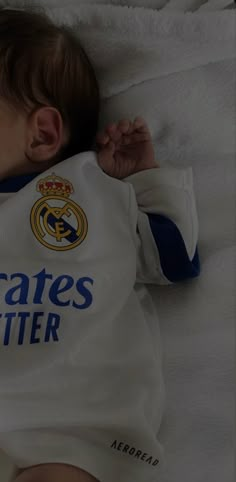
[{"x1": 0, "y1": 173, "x2": 39, "y2": 193}]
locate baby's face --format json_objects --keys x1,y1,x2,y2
[{"x1": 0, "y1": 99, "x2": 27, "y2": 180}]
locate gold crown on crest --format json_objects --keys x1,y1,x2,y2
[{"x1": 37, "y1": 173, "x2": 74, "y2": 198}]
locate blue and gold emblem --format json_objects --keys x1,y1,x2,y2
[{"x1": 30, "y1": 173, "x2": 88, "y2": 251}]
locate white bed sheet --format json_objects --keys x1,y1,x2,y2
[{"x1": 0, "y1": 1, "x2": 235, "y2": 481}]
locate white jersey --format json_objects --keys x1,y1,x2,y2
[{"x1": 0, "y1": 152, "x2": 200, "y2": 482}]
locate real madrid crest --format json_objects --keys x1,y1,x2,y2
[{"x1": 30, "y1": 173, "x2": 88, "y2": 251}]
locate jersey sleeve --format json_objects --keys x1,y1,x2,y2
[{"x1": 123, "y1": 166, "x2": 201, "y2": 285}]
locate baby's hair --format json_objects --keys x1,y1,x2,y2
[{"x1": 0, "y1": 4, "x2": 100, "y2": 162}]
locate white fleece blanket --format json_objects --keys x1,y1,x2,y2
[
  {"x1": 2, "y1": 0, "x2": 234, "y2": 11},
  {"x1": 0, "y1": 1, "x2": 235, "y2": 482}
]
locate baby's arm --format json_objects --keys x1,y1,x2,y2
[
  {"x1": 96, "y1": 118, "x2": 200, "y2": 285},
  {"x1": 124, "y1": 165, "x2": 200, "y2": 285}
]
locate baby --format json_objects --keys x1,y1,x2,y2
[{"x1": 0, "y1": 6, "x2": 201, "y2": 482}]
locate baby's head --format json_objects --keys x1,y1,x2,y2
[
  {"x1": 1, "y1": 5, "x2": 100, "y2": 480},
  {"x1": 0, "y1": 6, "x2": 100, "y2": 181}
]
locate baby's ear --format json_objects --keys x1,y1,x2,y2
[{"x1": 26, "y1": 107, "x2": 67, "y2": 163}]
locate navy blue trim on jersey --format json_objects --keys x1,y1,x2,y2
[
  {"x1": 0, "y1": 173, "x2": 39, "y2": 193},
  {"x1": 148, "y1": 213, "x2": 200, "y2": 282}
]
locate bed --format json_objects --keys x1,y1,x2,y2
[{"x1": 0, "y1": 1, "x2": 235, "y2": 481}]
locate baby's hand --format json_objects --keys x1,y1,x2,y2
[{"x1": 96, "y1": 117, "x2": 159, "y2": 180}]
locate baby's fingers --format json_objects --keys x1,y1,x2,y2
[
  {"x1": 118, "y1": 120, "x2": 132, "y2": 135},
  {"x1": 121, "y1": 132, "x2": 150, "y2": 145},
  {"x1": 134, "y1": 116, "x2": 150, "y2": 134}
]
